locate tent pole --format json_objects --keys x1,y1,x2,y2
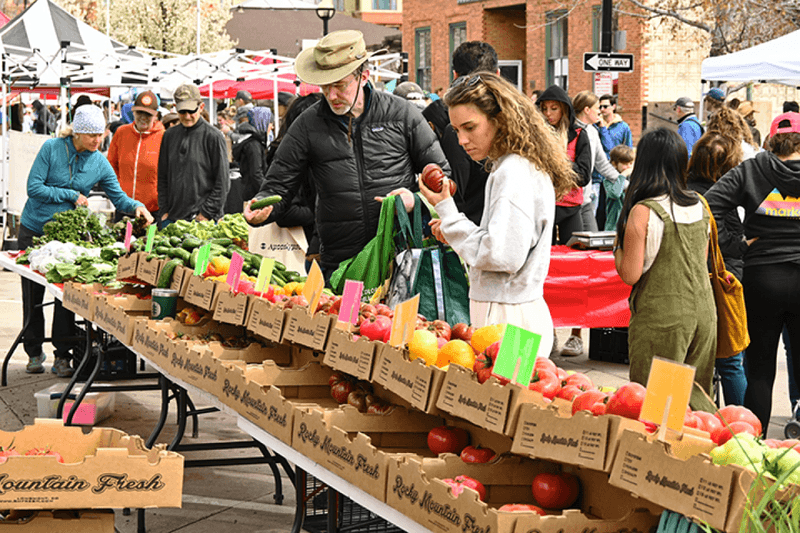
[
  {"x1": 273, "y1": 76, "x2": 279, "y2": 138},
  {"x1": 1, "y1": 67, "x2": 6, "y2": 236},
  {"x1": 699, "y1": 80, "x2": 706, "y2": 124},
  {"x1": 210, "y1": 80, "x2": 216, "y2": 126}
]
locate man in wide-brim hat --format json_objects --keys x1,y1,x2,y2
[{"x1": 244, "y1": 30, "x2": 450, "y2": 279}]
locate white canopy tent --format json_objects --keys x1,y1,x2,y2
[{"x1": 701, "y1": 30, "x2": 800, "y2": 86}]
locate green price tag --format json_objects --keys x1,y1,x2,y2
[
  {"x1": 144, "y1": 225, "x2": 157, "y2": 253},
  {"x1": 194, "y1": 243, "x2": 212, "y2": 276},
  {"x1": 255, "y1": 257, "x2": 275, "y2": 294},
  {"x1": 493, "y1": 325, "x2": 542, "y2": 387}
]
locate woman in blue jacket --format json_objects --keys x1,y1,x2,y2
[{"x1": 20, "y1": 105, "x2": 152, "y2": 377}]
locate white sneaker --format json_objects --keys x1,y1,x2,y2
[{"x1": 560, "y1": 335, "x2": 584, "y2": 357}]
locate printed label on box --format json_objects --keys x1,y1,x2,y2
[
  {"x1": 322, "y1": 328, "x2": 375, "y2": 380},
  {"x1": 62, "y1": 283, "x2": 98, "y2": 320},
  {"x1": 116, "y1": 254, "x2": 138, "y2": 281},
  {"x1": 184, "y1": 276, "x2": 216, "y2": 309},
  {"x1": 213, "y1": 290, "x2": 248, "y2": 325},
  {"x1": 136, "y1": 254, "x2": 161, "y2": 286},
  {"x1": 246, "y1": 298, "x2": 286, "y2": 343},
  {"x1": 282, "y1": 308, "x2": 332, "y2": 351}
]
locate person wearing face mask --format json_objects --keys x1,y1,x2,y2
[
  {"x1": 157, "y1": 83, "x2": 230, "y2": 229},
  {"x1": 107, "y1": 90, "x2": 164, "y2": 221},
  {"x1": 245, "y1": 30, "x2": 449, "y2": 279},
  {"x1": 19, "y1": 105, "x2": 152, "y2": 377}
]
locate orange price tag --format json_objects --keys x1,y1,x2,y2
[
  {"x1": 640, "y1": 357, "x2": 696, "y2": 433},
  {"x1": 388, "y1": 294, "x2": 420, "y2": 347},
  {"x1": 302, "y1": 260, "x2": 325, "y2": 315}
]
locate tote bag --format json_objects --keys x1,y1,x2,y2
[
  {"x1": 700, "y1": 197, "x2": 750, "y2": 359},
  {"x1": 249, "y1": 223, "x2": 308, "y2": 274}
]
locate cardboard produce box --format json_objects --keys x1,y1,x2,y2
[
  {"x1": 511, "y1": 403, "x2": 646, "y2": 473},
  {"x1": 293, "y1": 405, "x2": 446, "y2": 501},
  {"x1": 92, "y1": 297, "x2": 149, "y2": 346},
  {"x1": 323, "y1": 327, "x2": 382, "y2": 381},
  {"x1": 115, "y1": 253, "x2": 139, "y2": 281},
  {"x1": 246, "y1": 296, "x2": 287, "y2": 343},
  {"x1": 183, "y1": 275, "x2": 217, "y2": 310},
  {"x1": 0, "y1": 420, "x2": 183, "y2": 509},
  {"x1": 135, "y1": 252, "x2": 162, "y2": 286},
  {"x1": 217, "y1": 360, "x2": 332, "y2": 444},
  {"x1": 0, "y1": 510, "x2": 115, "y2": 532},
  {"x1": 281, "y1": 306, "x2": 336, "y2": 351},
  {"x1": 435, "y1": 364, "x2": 557, "y2": 436},
  {"x1": 169, "y1": 265, "x2": 192, "y2": 297},
  {"x1": 723, "y1": 466, "x2": 800, "y2": 532},
  {"x1": 373, "y1": 343, "x2": 446, "y2": 414},
  {"x1": 62, "y1": 282, "x2": 104, "y2": 320},
  {"x1": 131, "y1": 318, "x2": 245, "y2": 364},
  {"x1": 213, "y1": 289, "x2": 250, "y2": 326},
  {"x1": 386, "y1": 454, "x2": 662, "y2": 533}
]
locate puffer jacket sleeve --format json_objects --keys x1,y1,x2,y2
[
  {"x1": 258, "y1": 119, "x2": 311, "y2": 223},
  {"x1": 407, "y1": 105, "x2": 451, "y2": 183}
]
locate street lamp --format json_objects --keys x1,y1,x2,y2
[{"x1": 316, "y1": 0, "x2": 336, "y2": 37}]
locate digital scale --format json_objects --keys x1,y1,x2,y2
[{"x1": 565, "y1": 231, "x2": 617, "y2": 250}]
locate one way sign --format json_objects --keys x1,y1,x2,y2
[{"x1": 583, "y1": 52, "x2": 634, "y2": 72}]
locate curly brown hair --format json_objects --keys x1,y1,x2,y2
[
  {"x1": 687, "y1": 132, "x2": 742, "y2": 184},
  {"x1": 444, "y1": 72, "x2": 576, "y2": 199},
  {"x1": 706, "y1": 106, "x2": 755, "y2": 148}
]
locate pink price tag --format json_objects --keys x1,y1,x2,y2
[
  {"x1": 338, "y1": 280, "x2": 364, "y2": 325},
  {"x1": 124, "y1": 221, "x2": 133, "y2": 251},
  {"x1": 227, "y1": 252, "x2": 245, "y2": 292}
]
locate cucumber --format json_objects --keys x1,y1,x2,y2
[
  {"x1": 210, "y1": 238, "x2": 232, "y2": 247},
  {"x1": 156, "y1": 259, "x2": 182, "y2": 289},
  {"x1": 155, "y1": 245, "x2": 171, "y2": 256},
  {"x1": 169, "y1": 236, "x2": 182, "y2": 248},
  {"x1": 182, "y1": 237, "x2": 202, "y2": 251},
  {"x1": 251, "y1": 195, "x2": 282, "y2": 210},
  {"x1": 190, "y1": 248, "x2": 200, "y2": 269},
  {"x1": 274, "y1": 261, "x2": 287, "y2": 271},
  {"x1": 168, "y1": 248, "x2": 191, "y2": 262}
]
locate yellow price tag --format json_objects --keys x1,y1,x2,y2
[
  {"x1": 388, "y1": 295, "x2": 420, "y2": 347},
  {"x1": 640, "y1": 357, "x2": 696, "y2": 433},
  {"x1": 302, "y1": 260, "x2": 325, "y2": 315}
]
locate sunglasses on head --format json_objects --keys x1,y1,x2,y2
[
  {"x1": 452, "y1": 75, "x2": 483, "y2": 90},
  {"x1": 178, "y1": 108, "x2": 198, "y2": 115}
]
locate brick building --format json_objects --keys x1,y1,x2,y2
[{"x1": 402, "y1": 0, "x2": 647, "y2": 139}]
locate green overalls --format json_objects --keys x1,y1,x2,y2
[{"x1": 628, "y1": 199, "x2": 717, "y2": 412}]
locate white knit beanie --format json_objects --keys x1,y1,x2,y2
[{"x1": 72, "y1": 105, "x2": 105, "y2": 134}]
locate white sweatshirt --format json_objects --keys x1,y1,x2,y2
[{"x1": 436, "y1": 154, "x2": 555, "y2": 304}]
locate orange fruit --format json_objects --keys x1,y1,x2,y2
[
  {"x1": 471, "y1": 323, "x2": 506, "y2": 354},
  {"x1": 408, "y1": 329, "x2": 439, "y2": 366},
  {"x1": 437, "y1": 339, "x2": 475, "y2": 369}
]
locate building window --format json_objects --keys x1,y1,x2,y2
[
  {"x1": 545, "y1": 10, "x2": 568, "y2": 90},
  {"x1": 449, "y1": 22, "x2": 467, "y2": 82},
  {"x1": 372, "y1": 0, "x2": 396, "y2": 9},
  {"x1": 415, "y1": 27, "x2": 432, "y2": 92}
]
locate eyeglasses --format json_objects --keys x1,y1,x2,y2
[
  {"x1": 599, "y1": 104, "x2": 611, "y2": 110},
  {"x1": 321, "y1": 75, "x2": 359, "y2": 95},
  {"x1": 178, "y1": 108, "x2": 199, "y2": 115}
]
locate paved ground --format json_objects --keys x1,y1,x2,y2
[{"x1": 0, "y1": 270, "x2": 793, "y2": 532}]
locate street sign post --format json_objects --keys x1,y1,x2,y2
[{"x1": 583, "y1": 52, "x2": 634, "y2": 72}]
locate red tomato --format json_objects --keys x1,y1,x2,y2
[
  {"x1": 25, "y1": 447, "x2": 64, "y2": 463},
  {"x1": 428, "y1": 320, "x2": 452, "y2": 341},
  {"x1": 0, "y1": 448, "x2": 19, "y2": 464},
  {"x1": 605, "y1": 382, "x2": 646, "y2": 420},
  {"x1": 763, "y1": 439, "x2": 783, "y2": 449},
  {"x1": 529, "y1": 369, "x2": 561, "y2": 399},
  {"x1": 330, "y1": 380, "x2": 355, "y2": 404},
  {"x1": 451, "y1": 323, "x2": 475, "y2": 342},
  {"x1": 571, "y1": 390, "x2": 609, "y2": 416},
  {"x1": 460, "y1": 445, "x2": 495, "y2": 463},
  {"x1": 590, "y1": 402, "x2": 607, "y2": 416},
  {"x1": 454, "y1": 475, "x2": 486, "y2": 501},
  {"x1": 564, "y1": 372, "x2": 594, "y2": 390},
  {"x1": 374, "y1": 303, "x2": 393, "y2": 317},
  {"x1": 427, "y1": 426, "x2": 470, "y2": 455},
  {"x1": 497, "y1": 504, "x2": 546, "y2": 515},
  {"x1": 531, "y1": 472, "x2": 580, "y2": 510},
  {"x1": 694, "y1": 411, "x2": 722, "y2": 436},
  {"x1": 359, "y1": 315, "x2": 392, "y2": 342},
  {"x1": 556, "y1": 368, "x2": 569, "y2": 381},
  {"x1": 711, "y1": 420, "x2": 758, "y2": 445},
  {"x1": 473, "y1": 352, "x2": 494, "y2": 384},
  {"x1": 556, "y1": 384, "x2": 584, "y2": 402},
  {"x1": 684, "y1": 409, "x2": 701, "y2": 430},
  {"x1": 715, "y1": 406, "x2": 763, "y2": 436},
  {"x1": 534, "y1": 358, "x2": 557, "y2": 375}
]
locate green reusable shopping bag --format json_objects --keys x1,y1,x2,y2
[{"x1": 329, "y1": 195, "x2": 397, "y2": 297}]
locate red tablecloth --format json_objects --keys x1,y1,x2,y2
[{"x1": 543, "y1": 246, "x2": 631, "y2": 328}]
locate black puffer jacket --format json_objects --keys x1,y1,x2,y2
[
  {"x1": 231, "y1": 123, "x2": 267, "y2": 202},
  {"x1": 257, "y1": 84, "x2": 450, "y2": 274}
]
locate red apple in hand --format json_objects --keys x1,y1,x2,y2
[{"x1": 422, "y1": 163, "x2": 456, "y2": 195}]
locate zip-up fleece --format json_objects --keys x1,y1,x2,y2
[{"x1": 107, "y1": 120, "x2": 164, "y2": 213}]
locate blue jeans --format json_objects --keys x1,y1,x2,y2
[{"x1": 715, "y1": 352, "x2": 747, "y2": 407}]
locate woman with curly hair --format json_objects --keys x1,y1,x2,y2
[
  {"x1": 419, "y1": 72, "x2": 576, "y2": 354},
  {"x1": 706, "y1": 105, "x2": 759, "y2": 160}
]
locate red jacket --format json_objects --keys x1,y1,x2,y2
[{"x1": 107, "y1": 121, "x2": 164, "y2": 213}]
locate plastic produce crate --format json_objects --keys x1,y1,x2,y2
[
  {"x1": 302, "y1": 473, "x2": 404, "y2": 533},
  {"x1": 588, "y1": 327, "x2": 629, "y2": 364}
]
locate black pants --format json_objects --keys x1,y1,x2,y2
[
  {"x1": 554, "y1": 205, "x2": 584, "y2": 244},
  {"x1": 18, "y1": 225, "x2": 76, "y2": 360},
  {"x1": 742, "y1": 262, "x2": 800, "y2": 432}
]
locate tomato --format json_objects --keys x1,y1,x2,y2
[
  {"x1": 474, "y1": 341, "x2": 501, "y2": 384},
  {"x1": 684, "y1": 409, "x2": 701, "y2": 430},
  {"x1": 25, "y1": 447, "x2": 64, "y2": 463},
  {"x1": 451, "y1": 323, "x2": 475, "y2": 342},
  {"x1": 528, "y1": 369, "x2": 560, "y2": 400},
  {"x1": 359, "y1": 303, "x2": 377, "y2": 321},
  {"x1": 534, "y1": 358, "x2": 557, "y2": 375},
  {"x1": 531, "y1": 472, "x2": 580, "y2": 510},
  {"x1": 563, "y1": 372, "x2": 593, "y2": 391},
  {"x1": 428, "y1": 320, "x2": 452, "y2": 341},
  {"x1": 694, "y1": 411, "x2": 722, "y2": 436},
  {"x1": 715, "y1": 406, "x2": 763, "y2": 437},
  {"x1": 571, "y1": 390, "x2": 609, "y2": 416},
  {"x1": 497, "y1": 504, "x2": 546, "y2": 515},
  {"x1": 711, "y1": 420, "x2": 758, "y2": 445},
  {"x1": 347, "y1": 390, "x2": 367, "y2": 412},
  {"x1": 328, "y1": 371, "x2": 351, "y2": 388},
  {"x1": 0, "y1": 446, "x2": 19, "y2": 464},
  {"x1": 605, "y1": 382, "x2": 646, "y2": 420},
  {"x1": 556, "y1": 384, "x2": 584, "y2": 402},
  {"x1": 374, "y1": 303, "x2": 393, "y2": 318},
  {"x1": 460, "y1": 445, "x2": 495, "y2": 463},
  {"x1": 331, "y1": 380, "x2": 355, "y2": 404},
  {"x1": 442, "y1": 475, "x2": 486, "y2": 501},
  {"x1": 590, "y1": 401, "x2": 607, "y2": 416},
  {"x1": 366, "y1": 400, "x2": 395, "y2": 415},
  {"x1": 359, "y1": 315, "x2": 392, "y2": 342},
  {"x1": 427, "y1": 426, "x2": 470, "y2": 455}
]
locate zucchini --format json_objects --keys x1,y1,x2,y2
[
  {"x1": 168, "y1": 248, "x2": 191, "y2": 262},
  {"x1": 210, "y1": 238, "x2": 232, "y2": 247},
  {"x1": 156, "y1": 259, "x2": 182, "y2": 289},
  {"x1": 155, "y1": 245, "x2": 171, "y2": 256},
  {"x1": 251, "y1": 195, "x2": 282, "y2": 210},
  {"x1": 182, "y1": 237, "x2": 202, "y2": 251},
  {"x1": 169, "y1": 236, "x2": 182, "y2": 248}
]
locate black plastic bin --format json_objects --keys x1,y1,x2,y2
[{"x1": 588, "y1": 327, "x2": 629, "y2": 365}]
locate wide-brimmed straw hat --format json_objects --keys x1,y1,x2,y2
[{"x1": 295, "y1": 30, "x2": 384, "y2": 86}]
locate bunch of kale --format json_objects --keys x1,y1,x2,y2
[{"x1": 35, "y1": 207, "x2": 115, "y2": 247}]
